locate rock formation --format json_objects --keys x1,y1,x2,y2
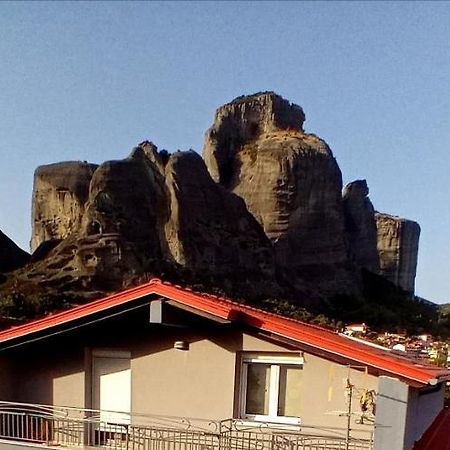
[
  {"x1": 0, "y1": 92, "x2": 422, "y2": 310},
  {"x1": 203, "y1": 92, "x2": 305, "y2": 186},
  {"x1": 164, "y1": 150, "x2": 277, "y2": 296},
  {"x1": 15, "y1": 147, "x2": 170, "y2": 297},
  {"x1": 0, "y1": 230, "x2": 29, "y2": 273},
  {"x1": 80, "y1": 149, "x2": 167, "y2": 254},
  {"x1": 203, "y1": 92, "x2": 357, "y2": 297},
  {"x1": 342, "y1": 180, "x2": 380, "y2": 273},
  {"x1": 31, "y1": 161, "x2": 98, "y2": 252},
  {"x1": 375, "y1": 213, "x2": 420, "y2": 294},
  {"x1": 3, "y1": 140, "x2": 280, "y2": 301}
]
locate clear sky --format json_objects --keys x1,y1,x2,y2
[{"x1": 0, "y1": 2, "x2": 449, "y2": 303}]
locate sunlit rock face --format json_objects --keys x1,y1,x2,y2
[
  {"x1": 343, "y1": 180, "x2": 380, "y2": 273},
  {"x1": 203, "y1": 92, "x2": 305, "y2": 186},
  {"x1": 31, "y1": 161, "x2": 98, "y2": 252},
  {"x1": 375, "y1": 213, "x2": 420, "y2": 294},
  {"x1": 203, "y1": 92, "x2": 358, "y2": 298},
  {"x1": 22, "y1": 141, "x2": 280, "y2": 301}
]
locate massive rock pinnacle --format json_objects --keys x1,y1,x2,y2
[{"x1": 203, "y1": 92, "x2": 357, "y2": 297}]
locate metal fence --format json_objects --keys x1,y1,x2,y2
[{"x1": 0, "y1": 402, "x2": 373, "y2": 450}]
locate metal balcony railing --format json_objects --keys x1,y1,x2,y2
[{"x1": 0, "y1": 402, "x2": 373, "y2": 450}]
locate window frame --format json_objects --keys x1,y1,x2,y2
[{"x1": 239, "y1": 353, "x2": 304, "y2": 425}]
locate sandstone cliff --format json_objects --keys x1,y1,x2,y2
[
  {"x1": 4, "y1": 140, "x2": 280, "y2": 302},
  {"x1": 0, "y1": 92, "x2": 421, "y2": 312},
  {"x1": 203, "y1": 92, "x2": 305, "y2": 186},
  {"x1": 164, "y1": 150, "x2": 277, "y2": 297},
  {"x1": 31, "y1": 161, "x2": 98, "y2": 252},
  {"x1": 343, "y1": 180, "x2": 380, "y2": 273},
  {"x1": 375, "y1": 213, "x2": 420, "y2": 294},
  {"x1": 203, "y1": 92, "x2": 357, "y2": 298}
]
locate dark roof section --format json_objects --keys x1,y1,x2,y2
[
  {"x1": 413, "y1": 408, "x2": 450, "y2": 450},
  {"x1": 0, "y1": 278, "x2": 449, "y2": 387}
]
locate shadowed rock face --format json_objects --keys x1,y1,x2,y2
[
  {"x1": 164, "y1": 151, "x2": 277, "y2": 296},
  {"x1": 31, "y1": 161, "x2": 98, "y2": 252},
  {"x1": 343, "y1": 180, "x2": 380, "y2": 273},
  {"x1": 203, "y1": 92, "x2": 357, "y2": 297},
  {"x1": 80, "y1": 153, "x2": 167, "y2": 251},
  {"x1": 375, "y1": 213, "x2": 420, "y2": 294},
  {"x1": 0, "y1": 230, "x2": 29, "y2": 273}
]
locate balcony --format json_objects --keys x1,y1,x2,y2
[{"x1": 0, "y1": 402, "x2": 373, "y2": 450}]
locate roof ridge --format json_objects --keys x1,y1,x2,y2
[{"x1": 154, "y1": 278, "x2": 340, "y2": 334}]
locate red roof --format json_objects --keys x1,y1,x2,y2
[
  {"x1": 413, "y1": 408, "x2": 450, "y2": 450},
  {"x1": 0, "y1": 278, "x2": 449, "y2": 387}
]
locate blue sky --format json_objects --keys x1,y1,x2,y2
[{"x1": 0, "y1": 2, "x2": 449, "y2": 302}]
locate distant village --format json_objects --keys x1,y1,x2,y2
[{"x1": 344, "y1": 323, "x2": 450, "y2": 368}]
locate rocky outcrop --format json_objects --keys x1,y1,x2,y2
[
  {"x1": 12, "y1": 142, "x2": 279, "y2": 301},
  {"x1": 1, "y1": 92, "x2": 421, "y2": 309},
  {"x1": 375, "y1": 213, "x2": 420, "y2": 294},
  {"x1": 342, "y1": 180, "x2": 421, "y2": 295},
  {"x1": 343, "y1": 180, "x2": 380, "y2": 273},
  {"x1": 203, "y1": 92, "x2": 305, "y2": 186},
  {"x1": 80, "y1": 150, "x2": 167, "y2": 252},
  {"x1": 0, "y1": 230, "x2": 30, "y2": 273},
  {"x1": 9, "y1": 149, "x2": 169, "y2": 299},
  {"x1": 31, "y1": 162, "x2": 98, "y2": 252},
  {"x1": 203, "y1": 92, "x2": 357, "y2": 298},
  {"x1": 164, "y1": 150, "x2": 277, "y2": 296}
]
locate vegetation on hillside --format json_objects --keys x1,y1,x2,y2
[{"x1": 0, "y1": 265, "x2": 447, "y2": 339}]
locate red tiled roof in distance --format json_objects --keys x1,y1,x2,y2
[{"x1": 0, "y1": 278, "x2": 449, "y2": 387}]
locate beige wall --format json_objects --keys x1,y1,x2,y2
[
  {"x1": 9, "y1": 344, "x2": 85, "y2": 407},
  {"x1": 53, "y1": 364, "x2": 85, "y2": 409},
  {"x1": 298, "y1": 353, "x2": 378, "y2": 429},
  {"x1": 0, "y1": 307, "x2": 377, "y2": 438},
  {"x1": 131, "y1": 329, "x2": 294, "y2": 420},
  {"x1": 131, "y1": 328, "x2": 377, "y2": 437}
]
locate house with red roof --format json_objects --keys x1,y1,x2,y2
[{"x1": 0, "y1": 279, "x2": 448, "y2": 450}]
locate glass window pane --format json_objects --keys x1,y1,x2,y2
[
  {"x1": 278, "y1": 365, "x2": 302, "y2": 417},
  {"x1": 245, "y1": 363, "x2": 271, "y2": 415}
]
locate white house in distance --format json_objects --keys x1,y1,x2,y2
[{"x1": 0, "y1": 278, "x2": 448, "y2": 450}]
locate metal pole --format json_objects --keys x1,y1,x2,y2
[{"x1": 346, "y1": 379, "x2": 353, "y2": 450}]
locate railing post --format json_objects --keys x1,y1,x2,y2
[{"x1": 45, "y1": 417, "x2": 49, "y2": 445}]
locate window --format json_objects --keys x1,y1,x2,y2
[{"x1": 239, "y1": 353, "x2": 303, "y2": 424}]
